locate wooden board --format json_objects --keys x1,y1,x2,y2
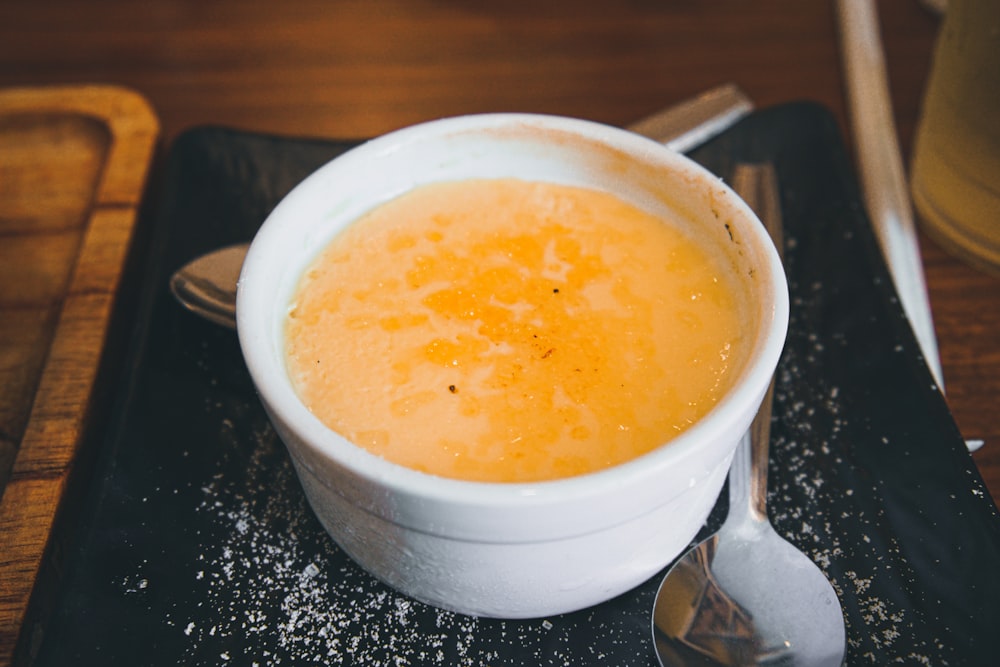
[{"x1": 0, "y1": 85, "x2": 158, "y2": 664}]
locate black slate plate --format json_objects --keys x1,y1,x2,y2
[{"x1": 18, "y1": 103, "x2": 1000, "y2": 666}]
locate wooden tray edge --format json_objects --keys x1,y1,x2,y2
[{"x1": 0, "y1": 84, "x2": 159, "y2": 664}]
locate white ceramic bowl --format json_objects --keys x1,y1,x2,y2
[{"x1": 236, "y1": 113, "x2": 788, "y2": 619}]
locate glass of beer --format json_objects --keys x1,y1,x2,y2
[{"x1": 910, "y1": 0, "x2": 1000, "y2": 273}]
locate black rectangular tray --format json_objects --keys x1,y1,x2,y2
[{"x1": 18, "y1": 103, "x2": 1000, "y2": 665}]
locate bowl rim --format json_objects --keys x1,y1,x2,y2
[{"x1": 236, "y1": 112, "x2": 789, "y2": 512}]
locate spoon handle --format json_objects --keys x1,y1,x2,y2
[{"x1": 729, "y1": 163, "x2": 783, "y2": 524}]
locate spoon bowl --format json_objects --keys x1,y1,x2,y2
[{"x1": 652, "y1": 435, "x2": 847, "y2": 666}]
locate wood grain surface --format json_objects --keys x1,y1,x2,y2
[
  {"x1": 0, "y1": 85, "x2": 158, "y2": 665},
  {"x1": 0, "y1": 0, "x2": 997, "y2": 662}
]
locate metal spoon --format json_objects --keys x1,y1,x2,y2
[
  {"x1": 168, "y1": 84, "x2": 753, "y2": 328},
  {"x1": 651, "y1": 163, "x2": 846, "y2": 666},
  {"x1": 169, "y1": 242, "x2": 247, "y2": 329}
]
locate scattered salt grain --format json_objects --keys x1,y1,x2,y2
[{"x1": 175, "y1": 416, "x2": 647, "y2": 666}]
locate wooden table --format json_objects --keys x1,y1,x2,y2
[{"x1": 1, "y1": 0, "x2": 997, "y2": 661}]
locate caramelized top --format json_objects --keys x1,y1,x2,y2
[{"x1": 285, "y1": 179, "x2": 746, "y2": 482}]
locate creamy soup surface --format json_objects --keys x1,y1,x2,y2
[{"x1": 285, "y1": 178, "x2": 749, "y2": 483}]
